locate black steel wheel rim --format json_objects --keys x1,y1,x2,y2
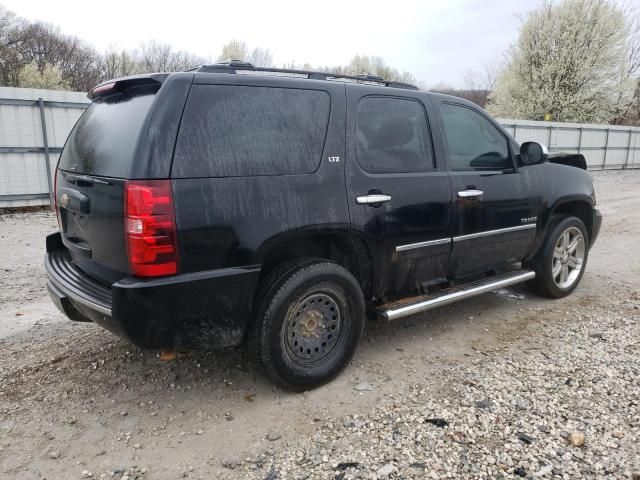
[{"x1": 284, "y1": 292, "x2": 343, "y2": 365}]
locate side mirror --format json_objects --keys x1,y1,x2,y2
[{"x1": 520, "y1": 141, "x2": 548, "y2": 165}]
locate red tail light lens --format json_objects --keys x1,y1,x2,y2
[{"x1": 125, "y1": 180, "x2": 178, "y2": 277}]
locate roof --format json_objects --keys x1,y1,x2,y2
[{"x1": 189, "y1": 60, "x2": 419, "y2": 91}]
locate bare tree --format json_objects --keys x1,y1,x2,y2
[
  {"x1": 429, "y1": 80, "x2": 488, "y2": 107},
  {"x1": 138, "y1": 40, "x2": 174, "y2": 72},
  {"x1": 463, "y1": 63, "x2": 499, "y2": 92},
  {"x1": 169, "y1": 50, "x2": 207, "y2": 70},
  {"x1": 137, "y1": 40, "x2": 207, "y2": 73},
  {"x1": 248, "y1": 47, "x2": 274, "y2": 67},
  {"x1": 57, "y1": 36, "x2": 102, "y2": 91},
  {"x1": 16, "y1": 22, "x2": 68, "y2": 74},
  {"x1": 102, "y1": 47, "x2": 140, "y2": 79},
  {"x1": 426, "y1": 64, "x2": 503, "y2": 108},
  {"x1": 0, "y1": 12, "x2": 101, "y2": 91}
]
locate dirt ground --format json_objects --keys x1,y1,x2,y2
[{"x1": 0, "y1": 170, "x2": 638, "y2": 479}]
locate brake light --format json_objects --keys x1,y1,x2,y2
[
  {"x1": 90, "y1": 82, "x2": 116, "y2": 97},
  {"x1": 125, "y1": 180, "x2": 178, "y2": 277}
]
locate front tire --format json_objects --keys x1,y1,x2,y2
[
  {"x1": 250, "y1": 259, "x2": 365, "y2": 391},
  {"x1": 527, "y1": 216, "x2": 589, "y2": 298}
]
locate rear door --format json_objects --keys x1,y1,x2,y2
[
  {"x1": 345, "y1": 86, "x2": 453, "y2": 299},
  {"x1": 56, "y1": 83, "x2": 161, "y2": 283},
  {"x1": 434, "y1": 99, "x2": 541, "y2": 278}
]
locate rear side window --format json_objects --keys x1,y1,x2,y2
[
  {"x1": 59, "y1": 89, "x2": 156, "y2": 178},
  {"x1": 172, "y1": 85, "x2": 331, "y2": 177},
  {"x1": 356, "y1": 96, "x2": 433, "y2": 173}
]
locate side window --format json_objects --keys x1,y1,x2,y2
[
  {"x1": 173, "y1": 85, "x2": 330, "y2": 177},
  {"x1": 356, "y1": 96, "x2": 434, "y2": 173},
  {"x1": 440, "y1": 103, "x2": 511, "y2": 171}
]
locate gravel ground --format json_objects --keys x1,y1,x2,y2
[
  {"x1": 0, "y1": 170, "x2": 638, "y2": 480},
  {"x1": 238, "y1": 289, "x2": 640, "y2": 479}
]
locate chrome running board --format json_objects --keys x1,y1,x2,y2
[{"x1": 378, "y1": 270, "x2": 535, "y2": 321}]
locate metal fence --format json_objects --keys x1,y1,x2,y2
[
  {"x1": 0, "y1": 87, "x2": 88, "y2": 208},
  {"x1": 499, "y1": 118, "x2": 640, "y2": 170},
  {"x1": 1, "y1": 87, "x2": 639, "y2": 208}
]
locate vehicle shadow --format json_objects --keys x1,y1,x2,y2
[
  {"x1": 4, "y1": 282, "x2": 546, "y2": 405},
  {"x1": 11, "y1": 283, "x2": 547, "y2": 407}
]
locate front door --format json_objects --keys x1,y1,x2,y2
[
  {"x1": 345, "y1": 87, "x2": 453, "y2": 299},
  {"x1": 434, "y1": 100, "x2": 541, "y2": 279}
]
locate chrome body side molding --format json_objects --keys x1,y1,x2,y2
[
  {"x1": 395, "y1": 238, "x2": 451, "y2": 252},
  {"x1": 453, "y1": 224, "x2": 536, "y2": 242},
  {"x1": 395, "y1": 223, "x2": 537, "y2": 252}
]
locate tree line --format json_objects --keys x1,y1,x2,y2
[
  {"x1": 0, "y1": 4, "x2": 415, "y2": 92},
  {"x1": 1, "y1": 1, "x2": 639, "y2": 125},
  {"x1": 0, "y1": 4, "x2": 212, "y2": 91}
]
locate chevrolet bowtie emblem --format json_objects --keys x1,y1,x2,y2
[{"x1": 59, "y1": 193, "x2": 70, "y2": 209}]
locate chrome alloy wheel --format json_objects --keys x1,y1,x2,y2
[
  {"x1": 552, "y1": 226, "x2": 585, "y2": 289},
  {"x1": 284, "y1": 293, "x2": 342, "y2": 365}
]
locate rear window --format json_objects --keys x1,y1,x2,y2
[
  {"x1": 172, "y1": 85, "x2": 330, "y2": 178},
  {"x1": 58, "y1": 89, "x2": 156, "y2": 178}
]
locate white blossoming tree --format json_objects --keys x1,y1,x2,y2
[{"x1": 489, "y1": 0, "x2": 638, "y2": 123}]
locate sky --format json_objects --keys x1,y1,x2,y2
[{"x1": 1, "y1": 0, "x2": 543, "y2": 88}]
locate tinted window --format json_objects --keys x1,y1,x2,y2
[
  {"x1": 173, "y1": 85, "x2": 330, "y2": 177},
  {"x1": 356, "y1": 96, "x2": 433, "y2": 173},
  {"x1": 440, "y1": 103, "x2": 511, "y2": 170},
  {"x1": 59, "y1": 89, "x2": 156, "y2": 178}
]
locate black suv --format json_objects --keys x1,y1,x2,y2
[{"x1": 46, "y1": 63, "x2": 602, "y2": 390}]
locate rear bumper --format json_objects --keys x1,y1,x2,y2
[
  {"x1": 591, "y1": 208, "x2": 602, "y2": 248},
  {"x1": 45, "y1": 233, "x2": 261, "y2": 349}
]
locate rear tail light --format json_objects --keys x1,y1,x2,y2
[{"x1": 125, "y1": 180, "x2": 178, "y2": 277}]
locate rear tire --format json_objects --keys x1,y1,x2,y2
[
  {"x1": 249, "y1": 259, "x2": 365, "y2": 391},
  {"x1": 527, "y1": 216, "x2": 589, "y2": 298}
]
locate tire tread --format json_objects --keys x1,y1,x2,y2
[{"x1": 249, "y1": 258, "x2": 364, "y2": 391}]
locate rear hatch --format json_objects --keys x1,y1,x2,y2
[{"x1": 56, "y1": 81, "x2": 160, "y2": 284}]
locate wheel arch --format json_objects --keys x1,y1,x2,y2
[
  {"x1": 252, "y1": 230, "x2": 374, "y2": 301},
  {"x1": 551, "y1": 199, "x2": 594, "y2": 240},
  {"x1": 530, "y1": 195, "x2": 594, "y2": 259}
]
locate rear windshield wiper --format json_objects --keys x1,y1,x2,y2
[{"x1": 65, "y1": 174, "x2": 112, "y2": 186}]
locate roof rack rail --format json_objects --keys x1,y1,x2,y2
[{"x1": 188, "y1": 61, "x2": 419, "y2": 90}]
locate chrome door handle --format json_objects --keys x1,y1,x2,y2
[
  {"x1": 457, "y1": 189, "x2": 484, "y2": 198},
  {"x1": 356, "y1": 194, "x2": 392, "y2": 204}
]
